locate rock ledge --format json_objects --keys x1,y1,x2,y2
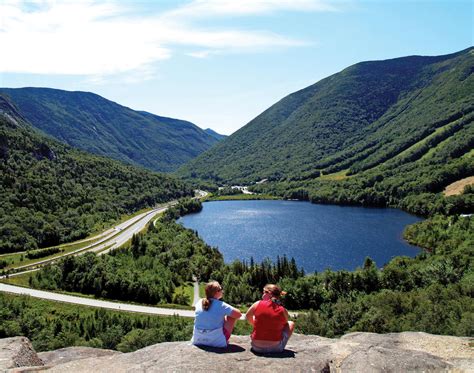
[{"x1": 1, "y1": 332, "x2": 473, "y2": 372}]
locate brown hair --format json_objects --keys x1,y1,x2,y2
[
  {"x1": 263, "y1": 284, "x2": 286, "y2": 300},
  {"x1": 202, "y1": 281, "x2": 222, "y2": 311}
]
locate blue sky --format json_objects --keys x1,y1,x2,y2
[{"x1": 0, "y1": 1, "x2": 472, "y2": 134}]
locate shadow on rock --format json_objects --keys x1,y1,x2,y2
[
  {"x1": 250, "y1": 348, "x2": 296, "y2": 358},
  {"x1": 194, "y1": 344, "x2": 246, "y2": 354}
]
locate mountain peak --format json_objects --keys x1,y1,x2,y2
[{"x1": 204, "y1": 128, "x2": 227, "y2": 141}]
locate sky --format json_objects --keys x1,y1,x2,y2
[{"x1": 0, "y1": 1, "x2": 472, "y2": 135}]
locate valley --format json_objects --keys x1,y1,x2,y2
[{"x1": 0, "y1": 47, "x2": 472, "y2": 355}]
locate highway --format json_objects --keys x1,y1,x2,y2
[
  {"x1": 0, "y1": 190, "x2": 298, "y2": 320},
  {"x1": 0, "y1": 192, "x2": 215, "y2": 318},
  {"x1": 7, "y1": 207, "x2": 167, "y2": 272},
  {"x1": 0, "y1": 282, "x2": 195, "y2": 317}
]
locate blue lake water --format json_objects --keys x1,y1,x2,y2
[{"x1": 178, "y1": 200, "x2": 423, "y2": 273}]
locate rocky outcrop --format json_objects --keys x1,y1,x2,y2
[
  {"x1": 1, "y1": 332, "x2": 473, "y2": 372},
  {"x1": 38, "y1": 346, "x2": 120, "y2": 367},
  {"x1": 0, "y1": 337, "x2": 44, "y2": 370}
]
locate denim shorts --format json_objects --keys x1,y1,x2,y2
[{"x1": 251, "y1": 329, "x2": 289, "y2": 353}]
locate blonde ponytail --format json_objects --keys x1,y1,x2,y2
[
  {"x1": 202, "y1": 281, "x2": 222, "y2": 311},
  {"x1": 202, "y1": 298, "x2": 211, "y2": 311}
]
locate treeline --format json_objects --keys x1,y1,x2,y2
[
  {"x1": 26, "y1": 247, "x2": 62, "y2": 259},
  {"x1": 30, "y1": 219, "x2": 223, "y2": 305},
  {"x1": 253, "y1": 144, "x2": 473, "y2": 217},
  {"x1": 29, "y1": 200, "x2": 473, "y2": 338},
  {"x1": 282, "y1": 215, "x2": 473, "y2": 337},
  {"x1": 0, "y1": 113, "x2": 192, "y2": 254},
  {"x1": 161, "y1": 198, "x2": 203, "y2": 222},
  {"x1": 0, "y1": 293, "x2": 193, "y2": 352},
  {"x1": 211, "y1": 256, "x2": 304, "y2": 304},
  {"x1": 213, "y1": 215, "x2": 472, "y2": 337},
  {"x1": 214, "y1": 187, "x2": 243, "y2": 196}
]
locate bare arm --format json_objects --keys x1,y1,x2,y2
[
  {"x1": 229, "y1": 306, "x2": 242, "y2": 320},
  {"x1": 283, "y1": 308, "x2": 290, "y2": 322},
  {"x1": 245, "y1": 301, "x2": 259, "y2": 326}
]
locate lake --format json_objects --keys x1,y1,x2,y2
[{"x1": 178, "y1": 200, "x2": 423, "y2": 273}]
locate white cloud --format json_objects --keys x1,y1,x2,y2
[
  {"x1": 186, "y1": 50, "x2": 213, "y2": 59},
  {"x1": 166, "y1": 0, "x2": 337, "y2": 18},
  {"x1": 0, "y1": 1, "x2": 171, "y2": 75},
  {"x1": 0, "y1": 0, "x2": 333, "y2": 77}
]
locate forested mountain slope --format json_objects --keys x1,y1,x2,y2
[
  {"x1": 0, "y1": 95, "x2": 192, "y2": 253},
  {"x1": 178, "y1": 47, "x2": 473, "y2": 186},
  {"x1": 0, "y1": 88, "x2": 220, "y2": 172}
]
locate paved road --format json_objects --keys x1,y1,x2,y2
[
  {"x1": 7, "y1": 208, "x2": 166, "y2": 272},
  {"x1": 0, "y1": 192, "x2": 277, "y2": 320},
  {"x1": 0, "y1": 283, "x2": 195, "y2": 317},
  {"x1": 95, "y1": 207, "x2": 167, "y2": 255}
]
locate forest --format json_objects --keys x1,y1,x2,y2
[
  {"x1": 178, "y1": 48, "x2": 473, "y2": 186},
  {"x1": 0, "y1": 88, "x2": 220, "y2": 173},
  {"x1": 0, "y1": 106, "x2": 193, "y2": 254},
  {"x1": 26, "y1": 200, "x2": 473, "y2": 340},
  {"x1": 29, "y1": 200, "x2": 222, "y2": 305},
  {"x1": 0, "y1": 47, "x2": 472, "y2": 351},
  {"x1": 251, "y1": 134, "x2": 473, "y2": 217},
  {"x1": 0, "y1": 293, "x2": 194, "y2": 352}
]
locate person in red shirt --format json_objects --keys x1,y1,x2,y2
[{"x1": 245, "y1": 284, "x2": 295, "y2": 353}]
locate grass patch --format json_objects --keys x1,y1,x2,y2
[
  {"x1": 4, "y1": 239, "x2": 103, "y2": 269},
  {"x1": 320, "y1": 170, "x2": 349, "y2": 180},
  {"x1": 173, "y1": 282, "x2": 194, "y2": 306},
  {"x1": 395, "y1": 119, "x2": 460, "y2": 162},
  {"x1": 199, "y1": 283, "x2": 205, "y2": 298},
  {"x1": 462, "y1": 148, "x2": 474, "y2": 159},
  {"x1": 1, "y1": 271, "x2": 36, "y2": 287},
  {"x1": 2, "y1": 237, "x2": 103, "y2": 269}
]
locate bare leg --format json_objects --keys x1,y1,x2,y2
[{"x1": 224, "y1": 316, "x2": 238, "y2": 334}]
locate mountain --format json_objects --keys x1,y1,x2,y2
[
  {"x1": 0, "y1": 88, "x2": 220, "y2": 172},
  {"x1": 204, "y1": 128, "x2": 227, "y2": 141},
  {"x1": 178, "y1": 47, "x2": 473, "y2": 186},
  {"x1": 0, "y1": 94, "x2": 192, "y2": 253},
  {"x1": 178, "y1": 48, "x2": 473, "y2": 215}
]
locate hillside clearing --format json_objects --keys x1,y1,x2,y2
[{"x1": 443, "y1": 176, "x2": 474, "y2": 196}]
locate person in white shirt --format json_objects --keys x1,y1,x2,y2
[{"x1": 191, "y1": 281, "x2": 242, "y2": 348}]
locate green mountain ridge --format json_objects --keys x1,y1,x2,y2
[
  {"x1": 178, "y1": 47, "x2": 473, "y2": 186},
  {"x1": 204, "y1": 128, "x2": 227, "y2": 141},
  {"x1": 0, "y1": 94, "x2": 192, "y2": 253},
  {"x1": 0, "y1": 87, "x2": 221, "y2": 173}
]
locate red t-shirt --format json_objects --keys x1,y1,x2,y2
[{"x1": 251, "y1": 300, "x2": 287, "y2": 341}]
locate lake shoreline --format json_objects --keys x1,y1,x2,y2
[{"x1": 179, "y1": 200, "x2": 423, "y2": 273}]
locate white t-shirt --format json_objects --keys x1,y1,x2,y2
[{"x1": 191, "y1": 298, "x2": 234, "y2": 347}]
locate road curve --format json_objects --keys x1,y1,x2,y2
[
  {"x1": 0, "y1": 192, "x2": 270, "y2": 320},
  {"x1": 0, "y1": 283, "x2": 195, "y2": 318},
  {"x1": 9, "y1": 208, "x2": 163, "y2": 272}
]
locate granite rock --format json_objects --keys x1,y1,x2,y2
[{"x1": 2, "y1": 332, "x2": 473, "y2": 372}]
